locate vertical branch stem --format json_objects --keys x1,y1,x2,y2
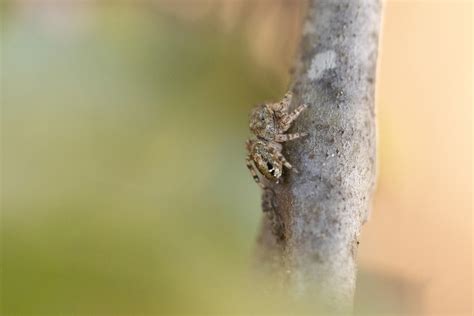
[{"x1": 256, "y1": 0, "x2": 382, "y2": 312}]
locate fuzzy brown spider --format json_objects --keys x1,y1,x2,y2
[{"x1": 246, "y1": 92, "x2": 308, "y2": 188}]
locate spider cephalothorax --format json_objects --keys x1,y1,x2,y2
[{"x1": 246, "y1": 92, "x2": 308, "y2": 188}]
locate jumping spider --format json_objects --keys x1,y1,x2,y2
[{"x1": 246, "y1": 92, "x2": 308, "y2": 188}]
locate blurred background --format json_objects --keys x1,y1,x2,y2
[{"x1": 1, "y1": 1, "x2": 472, "y2": 315}]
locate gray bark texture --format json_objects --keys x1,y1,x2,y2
[{"x1": 256, "y1": 0, "x2": 381, "y2": 313}]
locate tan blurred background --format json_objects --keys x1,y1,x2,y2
[
  {"x1": 1, "y1": 1, "x2": 472, "y2": 315},
  {"x1": 357, "y1": 2, "x2": 472, "y2": 315}
]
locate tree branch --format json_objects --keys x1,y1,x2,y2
[{"x1": 255, "y1": 0, "x2": 382, "y2": 312}]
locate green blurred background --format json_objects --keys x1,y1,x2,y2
[
  {"x1": 1, "y1": 1, "x2": 472, "y2": 315},
  {"x1": 1, "y1": 2, "x2": 290, "y2": 314}
]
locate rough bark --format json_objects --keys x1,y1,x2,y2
[{"x1": 256, "y1": 0, "x2": 381, "y2": 313}]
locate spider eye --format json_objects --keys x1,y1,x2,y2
[{"x1": 266, "y1": 162, "x2": 274, "y2": 171}]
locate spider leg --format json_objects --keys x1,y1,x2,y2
[
  {"x1": 280, "y1": 103, "x2": 308, "y2": 132},
  {"x1": 246, "y1": 155, "x2": 264, "y2": 188},
  {"x1": 267, "y1": 144, "x2": 296, "y2": 172},
  {"x1": 275, "y1": 132, "x2": 308, "y2": 142},
  {"x1": 245, "y1": 139, "x2": 252, "y2": 151},
  {"x1": 281, "y1": 91, "x2": 293, "y2": 110},
  {"x1": 270, "y1": 91, "x2": 292, "y2": 114}
]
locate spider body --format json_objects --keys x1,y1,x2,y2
[
  {"x1": 246, "y1": 92, "x2": 308, "y2": 188},
  {"x1": 249, "y1": 104, "x2": 279, "y2": 140}
]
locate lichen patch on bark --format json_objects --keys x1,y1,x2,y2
[{"x1": 307, "y1": 50, "x2": 337, "y2": 81}]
